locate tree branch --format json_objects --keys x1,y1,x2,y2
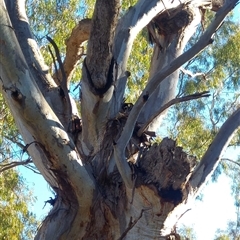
[
  {"x1": 0, "y1": 159, "x2": 32, "y2": 173},
  {"x1": 5, "y1": 0, "x2": 56, "y2": 89},
  {"x1": 86, "y1": 0, "x2": 120, "y2": 89},
  {"x1": 221, "y1": 158, "x2": 240, "y2": 168},
  {"x1": 114, "y1": 0, "x2": 238, "y2": 187},
  {"x1": 53, "y1": 19, "x2": 91, "y2": 85},
  {"x1": 0, "y1": 2, "x2": 95, "y2": 205},
  {"x1": 112, "y1": 0, "x2": 185, "y2": 107},
  {"x1": 137, "y1": 91, "x2": 210, "y2": 137},
  {"x1": 190, "y1": 107, "x2": 240, "y2": 189},
  {"x1": 4, "y1": 0, "x2": 76, "y2": 129}
]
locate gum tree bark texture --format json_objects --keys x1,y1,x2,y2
[{"x1": 0, "y1": 0, "x2": 239, "y2": 239}]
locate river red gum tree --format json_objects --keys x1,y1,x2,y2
[{"x1": 0, "y1": 0, "x2": 239, "y2": 239}]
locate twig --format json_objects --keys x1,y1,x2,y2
[
  {"x1": 47, "y1": 45, "x2": 59, "y2": 80},
  {"x1": 221, "y1": 158, "x2": 240, "y2": 168},
  {"x1": 24, "y1": 164, "x2": 41, "y2": 174},
  {"x1": 46, "y1": 36, "x2": 67, "y2": 83}
]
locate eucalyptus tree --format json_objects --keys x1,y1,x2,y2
[{"x1": 0, "y1": 0, "x2": 239, "y2": 239}]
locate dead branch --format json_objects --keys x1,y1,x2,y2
[
  {"x1": 180, "y1": 67, "x2": 206, "y2": 79},
  {"x1": 47, "y1": 36, "x2": 72, "y2": 120},
  {"x1": 0, "y1": 159, "x2": 32, "y2": 173},
  {"x1": 137, "y1": 91, "x2": 210, "y2": 137},
  {"x1": 118, "y1": 209, "x2": 144, "y2": 240}
]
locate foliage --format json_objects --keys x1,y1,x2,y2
[
  {"x1": 0, "y1": 168, "x2": 38, "y2": 239},
  {"x1": 165, "y1": 13, "x2": 240, "y2": 160},
  {"x1": 178, "y1": 224, "x2": 197, "y2": 240},
  {"x1": 0, "y1": 76, "x2": 38, "y2": 240}
]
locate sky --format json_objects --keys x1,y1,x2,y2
[
  {"x1": 178, "y1": 146, "x2": 240, "y2": 239},
  {"x1": 179, "y1": 175, "x2": 236, "y2": 239},
  {"x1": 15, "y1": 2, "x2": 240, "y2": 239}
]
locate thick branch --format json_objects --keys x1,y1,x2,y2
[
  {"x1": 190, "y1": 107, "x2": 240, "y2": 189},
  {"x1": 4, "y1": 0, "x2": 76, "y2": 129},
  {"x1": 114, "y1": 0, "x2": 238, "y2": 186},
  {"x1": 113, "y1": 0, "x2": 185, "y2": 64},
  {"x1": 0, "y1": 1, "x2": 95, "y2": 207},
  {"x1": 137, "y1": 91, "x2": 210, "y2": 137},
  {"x1": 5, "y1": 0, "x2": 56, "y2": 89},
  {"x1": 111, "y1": 0, "x2": 204, "y2": 118},
  {"x1": 86, "y1": 0, "x2": 120, "y2": 89},
  {"x1": 80, "y1": 0, "x2": 121, "y2": 155}
]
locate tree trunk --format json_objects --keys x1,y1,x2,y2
[{"x1": 0, "y1": 0, "x2": 239, "y2": 239}]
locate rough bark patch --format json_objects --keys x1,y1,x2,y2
[{"x1": 137, "y1": 138, "x2": 196, "y2": 205}]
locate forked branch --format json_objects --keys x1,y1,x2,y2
[{"x1": 114, "y1": 0, "x2": 238, "y2": 188}]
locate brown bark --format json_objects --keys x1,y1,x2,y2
[{"x1": 53, "y1": 19, "x2": 92, "y2": 86}]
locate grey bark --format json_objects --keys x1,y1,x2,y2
[{"x1": 0, "y1": 0, "x2": 239, "y2": 239}]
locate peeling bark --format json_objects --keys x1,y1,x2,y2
[{"x1": 53, "y1": 19, "x2": 91, "y2": 85}]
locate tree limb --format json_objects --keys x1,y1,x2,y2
[
  {"x1": 222, "y1": 158, "x2": 240, "y2": 168},
  {"x1": 5, "y1": 0, "x2": 56, "y2": 89},
  {"x1": 0, "y1": 1, "x2": 96, "y2": 205},
  {"x1": 114, "y1": 0, "x2": 238, "y2": 187},
  {"x1": 137, "y1": 91, "x2": 210, "y2": 137},
  {"x1": 112, "y1": 0, "x2": 184, "y2": 114},
  {"x1": 0, "y1": 159, "x2": 32, "y2": 173},
  {"x1": 86, "y1": 0, "x2": 120, "y2": 89},
  {"x1": 53, "y1": 19, "x2": 91, "y2": 85},
  {"x1": 4, "y1": 0, "x2": 75, "y2": 129},
  {"x1": 190, "y1": 107, "x2": 240, "y2": 189}
]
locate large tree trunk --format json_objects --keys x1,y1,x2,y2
[{"x1": 0, "y1": 0, "x2": 239, "y2": 239}]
